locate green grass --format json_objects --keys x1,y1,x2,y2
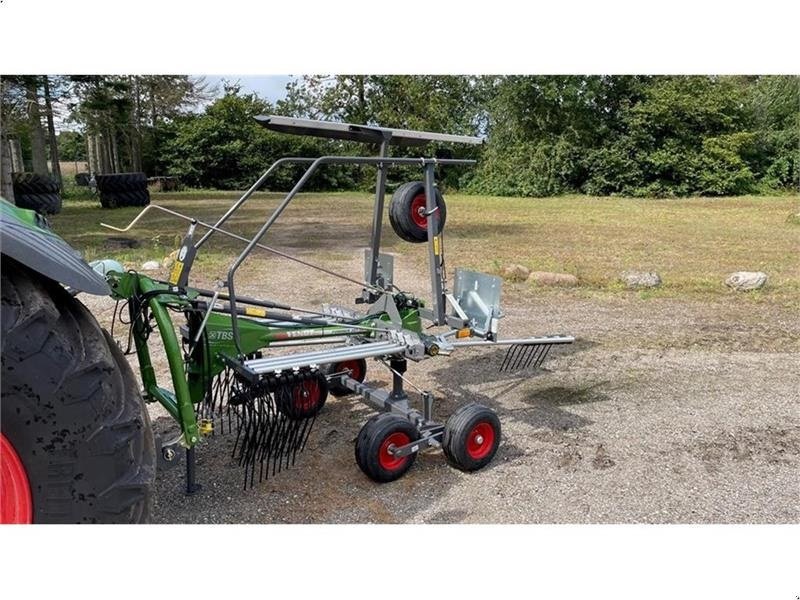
[{"x1": 50, "y1": 191, "x2": 800, "y2": 307}]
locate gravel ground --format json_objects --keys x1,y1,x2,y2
[{"x1": 81, "y1": 252, "x2": 800, "y2": 524}]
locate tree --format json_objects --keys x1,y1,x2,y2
[
  {"x1": 42, "y1": 76, "x2": 62, "y2": 184},
  {"x1": 24, "y1": 77, "x2": 48, "y2": 176}
]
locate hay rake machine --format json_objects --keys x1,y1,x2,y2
[{"x1": 100, "y1": 116, "x2": 574, "y2": 492}]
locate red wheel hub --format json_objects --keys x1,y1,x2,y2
[
  {"x1": 466, "y1": 422, "x2": 495, "y2": 460},
  {"x1": 293, "y1": 379, "x2": 322, "y2": 413},
  {"x1": 0, "y1": 433, "x2": 33, "y2": 524},
  {"x1": 336, "y1": 360, "x2": 364, "y2": 382},
  {"x1": 410, "y1": 193, "x2": 429, "y2": 229},
  {"x1": 378, "y1": 432, "x2": 411, "y2": 471}
]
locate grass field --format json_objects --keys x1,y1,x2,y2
[{"x1": 52, "y1": 191, "x2": 800, "y2": 308}]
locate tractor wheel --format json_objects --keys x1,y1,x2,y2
[
  {"x1": 355, "y1": 413, "x2": 419, "y2": 483},
  {"x1": 99, "y1": 189, "x2": 150, "y2": 209},
  {"x1": 275, "y1": 373, "x2": 328, "y2": 420},
  {"x1": 322, "y1": 358, "x2": 367, "y2": 397},
  {"x1": 388, "y1": 181, "x2": 447, "y2": 243},
  {"x1": 442, "y1": 403, "x2": 501, "y2": 472},
  {"x1": 12, "y1": 172, "x2": 60, "y2": 195},
  {"x1": 0, "y1": 256, "x2": 156, "y2": 523},
  {"x1": 95, "y1": 172, "x2": 148, "y2": 193},
  {"x1": 14, "y1": 192, "x2": 62, "y2": 215}
]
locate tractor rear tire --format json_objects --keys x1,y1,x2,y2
[
  {"x1": 12, "y1": 172, "x2": 60, "y2": 195},
  {"x1": 14, "y1": 192, "x2": 63, "y2": 215},
  {"x1": 0, "y1": 256, "x2": 156, "y2": 523},
  {"x1": 95, "y1": 172, "x2": 148, "y2": 193},
  {"x1": 99, "y1": 189, "x2": 150, "y2": 209},
  {"x1": 388, "y1": 181, "x2": 447, "y2": 243}
]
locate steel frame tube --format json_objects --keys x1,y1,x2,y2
[
  {"x1": 226, "y1": 154, "x2": 476, "y2": 352},
  {"x1": 244, "y1": 341, "x2": 405, "y2": 373},
  {"x1": 449, "y1": 336, "x2": 576, "y2": 347},
  {"x1": 195, "y1": 157, "x2": 315, "y2": 249}
]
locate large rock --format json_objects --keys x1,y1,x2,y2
[
  {"x1": 528, "y1": 271, "x2": 579, "y2": 287},
  {"x1": 500, "y1": 264, "x2": 531, "y2": 282},
  {"x1": 621, "y1": 271, "x2": 662, "y2": 289},
  {"x1": 725, "y1": 271, "x2": 767, "y2": 291},
  {"x1": 141, "y1": 260, "x2": 161, "y2": 271}
]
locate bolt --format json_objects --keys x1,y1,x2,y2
[
  {"x1": 474, "y1": 434, "x2": 484, "y2": 445},
  {"x1": 162, "y1": 447, "x2": 176, "y2": 461}
]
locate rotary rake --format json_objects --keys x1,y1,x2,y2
[{"x1": 99, "y1": 115, "x2": 574, "y2": 492}]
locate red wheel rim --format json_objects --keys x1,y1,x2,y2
[
  {"x1": 1, "y1": 433, "x2": 33, "y2": 524},
  {"x1": 378, "y1": 432, "x2": 411, "y2": 471},
  {"x1": 410, "y1": 193, "x2": 429, "y2": 229},
  {"x1": 336, "y1": 359, "x2": 364, "y2": 382},
  {"x1": 466, "y1": 422, "x2": 495, "y2": 460},
  {"x1": 293, "y1": 379, "x2": 322, "y2": 413}
]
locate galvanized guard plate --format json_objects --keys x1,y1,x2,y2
[
  {"x1": 363, "y1": 250, "x2": 394, "y2": 289},
  {"x1": 452, "y1": 268, "x2": 502, "y2": 334}
]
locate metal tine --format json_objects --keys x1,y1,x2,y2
[
  {"x1": 519, "y1": 345, "x2": 536, "y2": 370},
  {"x1": 511, "y1": 343, "x2": 533, "y2": 371},
  {"x1": 500, "y1": 346, "x2": 512, "y2": 371},
  {"x1": 501, "y1": 344, "x2": 520, "y2": 372},
  {"x1": 533, "y1": 345, "x2": 552, "y2": 370},
  {"x1": 523, "y1": 344, "x2": 545, "y2": 370}
]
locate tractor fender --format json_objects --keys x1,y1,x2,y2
[{"x1": 0, "y1": 198, "x2": 110, "y2": 296}]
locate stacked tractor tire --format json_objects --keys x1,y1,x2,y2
[
  {"x1": 96, "y1": 172, "x2": 150, "y2": 209},
  {"x1": 11, "y1": 173, "x2": 62, "y2": 215}
]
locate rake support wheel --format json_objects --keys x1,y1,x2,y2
[
  {"x1": 323, "y1": 358, "x2": 367, "y2": 397},
  {"x1": 388, "y1": 181, "x2": 447, "y2": 243},
  {"x1": 355, "y1": 413, "x2": 419, "y2": 483},
  {"x1": 442, "y1": 403, "x2": 501, "y2": 472},
  {"x1": 275, "y1": 373, "x2": 328, "y2": 420}
]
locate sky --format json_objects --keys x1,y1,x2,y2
[{"x1": 200, "y1": 75, "x2": 294, "y2": 103}]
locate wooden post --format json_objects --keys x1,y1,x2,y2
[{"x1": 10, "y1": 137, "x2": 24, "y2": 172}]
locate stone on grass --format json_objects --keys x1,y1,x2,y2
[
  {"x1": 528, "y1": 271, "x2": 579, "y2": 287},
  {"x1": 725, "y1": 271, "x2": 767, "y2": 291},
  {"x1": 621, "y1": 271, "x2": 662, "y2": 289},
  {"x1": 500, "y1": 264, "x2": 531, "y2": 282},
  {"x1": 141, "y1": 260, "x2": 161, "y2": 271}
]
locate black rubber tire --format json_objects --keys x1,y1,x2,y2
[
  {"x1": 442, "y1": 403, "x2": 501, "y2": 472},
  {"x1": 355, "y1": 413, "x2": 419, "y2": 483},
  {"x1": 12, "y1": 172, "x2": 59, "y2": 195},
  {"x1": 14, "y1": 192, "x2": 62, "y2": 215},
  {"x1": 275, "y1": 373, "x2": 328, "y2": 420},
  {"x1": 388, "y1": 181, "x2": 447, "y2": 243},
  {"x1": 0, "y1": 257, "x2": 156, "y2": 523},
  {"x1": 75, "y1": 172, "x2": 91, "y2": 187},
  {"x1": 95, "y1": 172, "x2": 148, "y2": 193},
  {"x1": 99, "y1": 188, "x2": 150, "y2": 209},
  {"x1": 322, "y1": 358, "x2": 367, "y2": 397}
]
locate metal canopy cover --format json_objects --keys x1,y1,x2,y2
[{"x1": 255, "y1": 115, "x2": 484, "y2": 147}]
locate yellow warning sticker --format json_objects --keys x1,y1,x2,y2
[
  {"x1": 433, "y1": 236, "x2": 440, "y2": 255},
  {"x1": 244, "y1": 307, "x2": 267, "y2": 318},
  {"x1": 169, "y1": 261, "x2": 184, "y2": 285}
]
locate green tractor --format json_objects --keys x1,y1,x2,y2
[{"x1": 1, "y1": 199, "x2": 155, "y2": 523}]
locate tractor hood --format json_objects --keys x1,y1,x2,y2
[{"x1": 0, "y1": 198, "x2": 111, "y2": 296}]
